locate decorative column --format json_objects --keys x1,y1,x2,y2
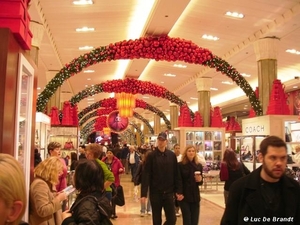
[
  {"x1": 169, "y1": 102, "x2": 178, "y2": 129},
  {"x1": 46, "y1": 71, "x2": 61, "y2": 114},
  {"x1": 153, "y1": 114, "x2": 161, "y2": 135},
  {"x1": 253, "y1": 36, "x2": 279, "y2": 115},
  {"x1": 29, "y1": 21, "x2": 44, "y2": 65},
  {"x1": 196, "y1": 77, "x2": 212, "y2": 127}
]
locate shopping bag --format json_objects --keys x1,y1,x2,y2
[{"x1": 111, "y1": 183, "x2": 125, "y2": 206}]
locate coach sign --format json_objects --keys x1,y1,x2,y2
[{"x1": 242, "y1": 115, "x2": 299, "y2": 138}]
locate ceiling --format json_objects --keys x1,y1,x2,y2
[{"x1": 28, "y1": 0, "x2": 300, "y2": 127}]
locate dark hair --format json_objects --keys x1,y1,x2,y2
[
  {"x1": 47, "y1": 142, "x2": 61, "y2": 154},
  {"x1": 74, "y1": 159, "x2": 104, "y2": 195},
  {"x1": 259, "y1": 136, "x2": 287, "y2": 156},
  {"x1": 223, "y1": 149, "x2": 239, "y2": 170}
]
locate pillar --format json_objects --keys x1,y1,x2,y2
[
  {"x1": 169, "y1": 102, "x2": 178, "y2": 129},
  {"x1": 136, "y1": 123, "x2": 142, "y2": 146},
  {"x1": 196, "y1": 77, "x2": 212, "y2": 127},
  {"x1": 253, "y1": 37, "x2": 279, "y2": 115},
  {"x1": 29, "y1": 21, "x2": 44, "y2": 65},
  {"x1": 153, "y1": 114, "x2": 161, "y2": 135}
]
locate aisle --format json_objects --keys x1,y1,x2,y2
[{"x1": 112, "y1": 173, "x2": 224, "y2": 225}]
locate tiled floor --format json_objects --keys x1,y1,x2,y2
[{"x1": 111, "y1": 173, "x2": 225, "y2": 225}]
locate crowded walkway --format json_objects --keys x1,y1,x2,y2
[{"x1": 111, "y1": 173, "x2": 224, "y2": 225}]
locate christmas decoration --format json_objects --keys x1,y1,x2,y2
[
  {"x1": 178, "y1": 104, "x2": 193, "y2": 127},
  {"x1": 225, "y1": 116, "x2": 242, "y2": 131},
  {"x1": 78, "y1": 97, "x2": 171, "y2": 130},
  {"x1": 266, "y1": 79, "x2": 290, "y2": 115},
  {"x1": 211, "y1": 106, "x2": 223, "y2": 127},
  {"x1": 36, "y1": 36, "x2": 262, "y2": 117},
  {"x1": 249, "y1": 87, "x2": 259, "y2": 118},
  {"x1": 49, "y1": 106, "x2": 60, "y2": 126},
  {"x1": 193, "y1": 111, "x2": 203, "y2": 127}
]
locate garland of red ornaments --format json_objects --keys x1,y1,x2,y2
[
  {"x1": 37, "y1": 35, "x2": 262, "y2": 116},
  {"x1": 78, "y1": 97, "x2": 170, "y2": 129}
]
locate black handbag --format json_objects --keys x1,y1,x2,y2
[
  {"x1": 285, "y1": 127, "x2": 292, "y2": 142},
  {"x1": 111, "y1": 183, "x2": 125, "y2": 206}
]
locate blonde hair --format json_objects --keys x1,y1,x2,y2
[
  {"x1": 181, "y1": 145, "x2": 200, "y2": 165},
  {"x1": 0, "y1": 154, "x2": 26, "y2": 225},
  {"x1": 34, "y1": 156, "x2": 63, "y2": 186},
  {"x1": 85, "y1": 143, "x2": 102, "y2": 159}
]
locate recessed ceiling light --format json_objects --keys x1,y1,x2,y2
[
  {"x1": 87, "y1": 78, "x2": 91, "y2": 81},
  {"x1": 87, "y1": 98, "x2": 94, "y2": 101},
  {"x1": 73, "y1": 0, "x2": 93, "y2": 5},
  {"x1": 163, "y1": 73, "x2": 176, "y2": 77},
  {"x1": 293, "y1": 86, "x2": 298, "y2": 89},
  {"x1": 222, "y1": 81, "x2": 233, "y2": 85},
  {"x1": 142, "y1": 96, "x2": 150, "y2": 99},
  {"x1": 76, "y1": 27, "x2": 95, "y2": 32},
  {"x1": 83, "y1": 70, "x2": 95, "y2": 73},
  {"x1": 37, "y1": 87, "x2": 41, "y2": 90},
  {"x1": 190, "y1": 97, "x2": 198, "y2": 100},
  {"x1": 202, "y1": 34, "x2": 219, "y2": 41},
  {"x1": 225, "y1": 11, "x2": 244, "y2": 18},
  {"x1": 286, "y1": 49, "x2": 300, "y2": 55},
  {"x1": 87, "y1": 101, "x2": 94, "y2": 104},
  {"x1": 173, "y1": 64, "x2": 187, "y2": 68},
  {"x1": 241, "y1": 73, "x2": 251, "y2": 77},
  {"x1": 161, "y1": 81, "x2": 164, "y2": 84},
  {"x1": 85, "y1": 85, "x2": 88, "y2": 87},
  {"x1": 210, "y1": 87, "x2": 218, "y2": 91},
  {"x1": 186, "y1": 101, "x2": 190, "y2": 104},
  {"x1": 79, "y1": 46, "x2": 94, "y2": 50}
]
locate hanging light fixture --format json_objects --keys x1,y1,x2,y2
[{"x1": 115, "y1": 92, "x2": 136, "y2": 117}]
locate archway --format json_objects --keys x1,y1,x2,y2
[{"x1": 36, "y1": 36, "x2": 262, "y2": 116}]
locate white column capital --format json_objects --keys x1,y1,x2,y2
[
  {"x1": 30, "y1": 21, "x2": 45, "y2": 48},
  {"x1": 169, "y1": 101, "x2": 177, "y2": 107},
  {"x1": 253, "y1": 36, "x2": 280, "y2": 61},
  {"x1": 196, "y1": 77, "x2": 212, "y2": 92}
]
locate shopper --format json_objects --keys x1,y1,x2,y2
[
  {"x1": 85, "y1": 143, "x2": 115, "y2": 201},
  {"x1": 29, "y1": 156, "x2": 67, "y2": 225},
  {"x1": 120, "y1": 144, "x2": 130, "y2": 174},
  {"x1": 141, "y1": 132, "x2": 183, "y2": 225},
  {"x1": 220, "y1": 149, "x2": 250, "y2": 205},
  {"x1": 34, "y1": 148, "x2": 42, "y2": 167},
  {"x1": 62, "y1": 159, "x2": 112, "y2": 225},
  {"x1": 221, "y1": 136, "x2": 300, "y2": 224},
  {"x1": 127, "y1": 145, "x2": 141, "y2": 182},
  {"x1": 178, "y1": 145, "x2": 203, "y2": 225},
  {"x1": 0, "y1": 153, "x2": 28, "y2": 225},
  {"x1": 102, "y1": 149, "x2": 124, "y2": 219},
  {"x1": 48, "y1": 141, "x2": 68, "y2": 211},
  {"x1": 173, "y1": 144, "x2": 182, "y2": 217},
  {"x1": 78, "y1": 145, "x2": 87, "y2": 160}
]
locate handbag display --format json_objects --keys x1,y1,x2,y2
[
  {"x1": 285, "y1": 127, "x2": 292, "y2": 142},
  {"x1": 64, "y1": 139, "x2": 74, "y2": 149}
]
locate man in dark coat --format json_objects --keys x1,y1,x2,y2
[{"x1": 221, "y1": 136, "x2": 300, "y2": 225}]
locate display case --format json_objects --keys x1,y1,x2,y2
[
  {"x1": 35, "y1": 112, "x2": 51, "y2": 161},
  {"x1": 287, "y1": 122, "x2": 300, "y2": 154},
  {"x1": 174, "y1": 127, "x2": 225, "y2": 164},
  {"x1": 49, "y1": 126, "x2": 79, "y2": 166},
  {"x1": 167, "y1": 130, "x2": 180, "y2": 150}
]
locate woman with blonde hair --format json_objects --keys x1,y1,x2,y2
[
  {"x1": 29, "y1": 156, "x2": 67, "y2": 225},
  {"x1": 0, "y1": 153, "x2": 27, "y2": 225},
  {"x1": 178, "y1": 145, "x2": 203, "y2": 225}
]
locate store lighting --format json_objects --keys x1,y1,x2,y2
[
  {"x1": 83, "y1": 70, "x2": 95, "y2": 73},
  {"x1": 225, "y1": 11, "x2": 244, "y2": 18},
  {"x1": 76, "y1": 27, "x2": 95, "y2": 32},
  {"x1": 222, "y1": 81, "x2": 233, "y2": 85},
  {"x1": 73, "y1": 0, "x2": 93, "y2": 5},
  {"x1": 202, "y1": 34, "x2": 219, "y2": 41},
  {"x1": 173, "y1": 64, "x2": 187, "y2": 68},
  {"x1": 286, "y1": 49, "x2": 300, "y2": 55},
  {"x1": 210, "y1": 87, "x2": 218, "y2": 91},
  {"x1": 79, "y1": 46, "x2": 94, "y2": 50},
  {"x1": 241, "y1": 73, "x2": 251, "y2": 77},
  {"x1": 164, "y1": 73, "x2": 176, "y2": 77}
]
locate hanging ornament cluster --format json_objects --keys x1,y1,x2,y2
[
  {"x1": 115, "y1": 92, "x2": 136, "y2": 117},
  {"x1": 224, "y1": 116, "x2": 242, "y2": 131},
  {"x1": 94, "y1": 116, "x2": 107, "y2": 131},
  {"x1": 266, "y1": 79, "x2": 290, "y2": 115},
  {"x1": 211, "y1": 106, "x2": 223, "y2": 127},
  {"x1": 178, "y1": 104, "x2": 193, "y2": 127},
  {"x1": 49, "y1": 106, "x2": 60, "y2": 126}
]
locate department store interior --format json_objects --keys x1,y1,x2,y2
[{"x1": 1, "y1": 0, "x2": 300, "y2": 224}]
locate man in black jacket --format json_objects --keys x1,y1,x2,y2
[
  {"x1": 221, "y1": 136, "x2": 300, "y2": 225},
  {"x1": 141, "y1": 132, "x2": 183, "y2": 225}
]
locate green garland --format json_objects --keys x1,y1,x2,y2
[{"x1": 37, "y1": 36, "x2": 262, "y2": 116}]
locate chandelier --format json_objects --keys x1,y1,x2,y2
[{"x1": 115, "y1": 92, "x2": 136, "y2": 117}]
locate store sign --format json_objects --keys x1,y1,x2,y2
[{"x1": 242, "y1": 118, "x2": 270, "y2": 135}]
